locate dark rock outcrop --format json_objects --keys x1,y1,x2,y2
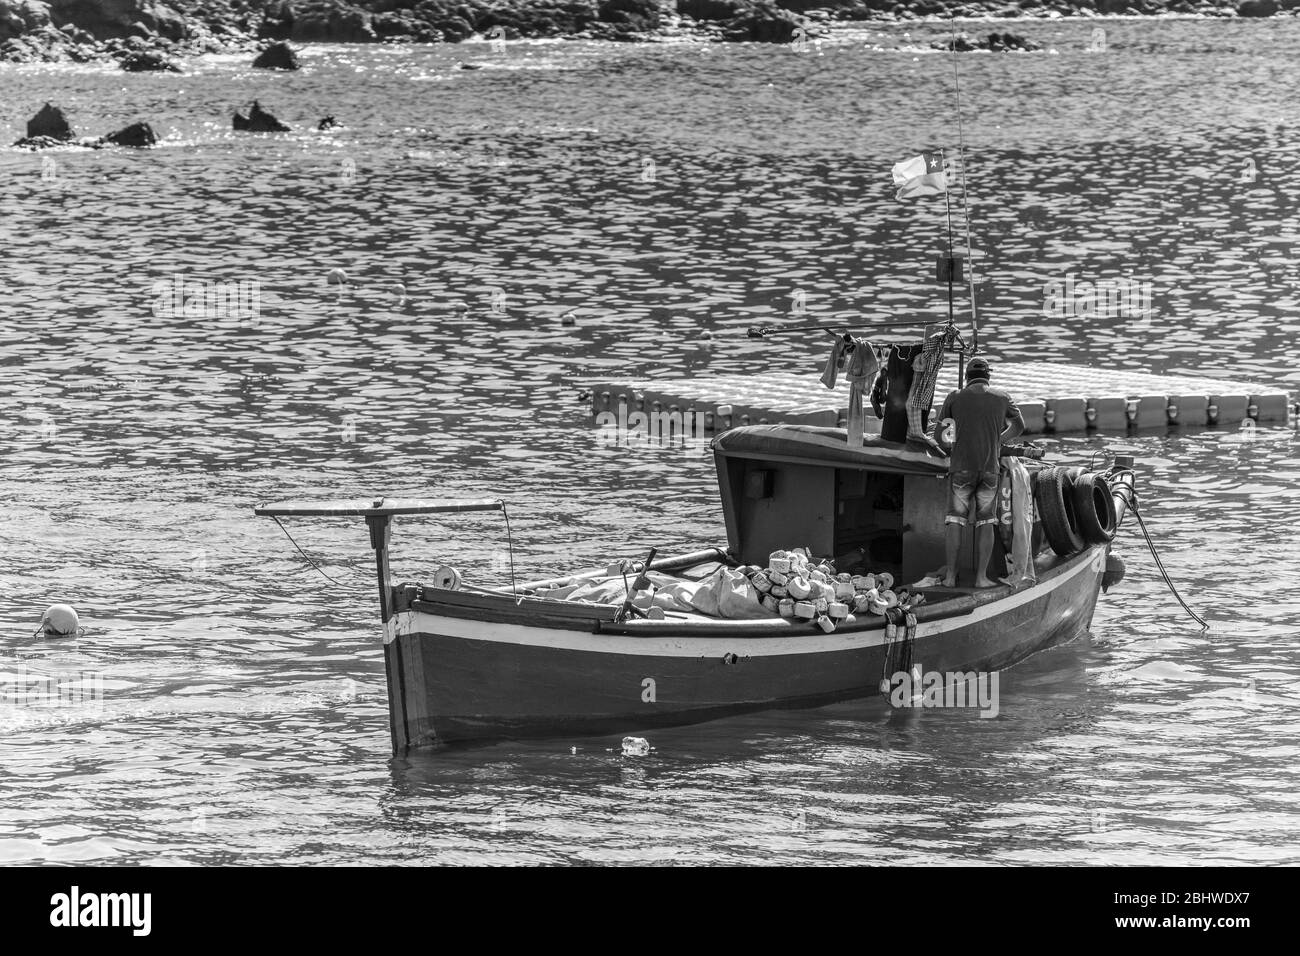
[
  {"x1": 103, "y1": 120, "x2": 157, "y2": 145},
  {"x1": 722, "y1": 0, "x2": 802, "y2": 42},
  {"x1": 252, "y1": 40, "x2": 300, "y2": 69},
  {"x1": 935, "y1": 30, "x2": 1042, "y2": 52},
  {"x1": 46, "y1": 0, "x2": 187, "y2": 41},
  {"x1": 233, "y1": 100, "x2": 291, "y2": 132},
  {"x1": 676, "y1": 0, "x2": 745, "y2": 19},
  {"x1": 27, "y1": 102, "x2": 72, "y2": 139},
  {"x1": 120, "y1": 49, "x2": 180, "y2": 70},
  {"x1": 599, "y1": 0, "x2": 661, "y2": 31},
  {"x1": 12, "y1": 133, "x2": 76, "y2": 149},
  {"x1": 1236, "y1": 0, "x2": 1277, "y2": 14},
  {"x1": 287, "y1": 0, "x2": 376, "y2": 42},
  {"x1": 317, "y1": 114, "x2": 340, "y2": 130}
]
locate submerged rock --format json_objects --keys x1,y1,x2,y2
[
  {"x1": 252, "y1": 40, "x2": 300, "y2": 69},
  {"x1": 317, "y1": 114, "x2": 341, "y2": 130},
  {"x1": 233, "y1": 100, "x2": 291, "y2": 132},
  {"x1": 120, "y1": 50, "x2": 180, "y2": 71},
  {"x1": 102, "y1": 120, "x2": 157, "y2": 146},
  {"x1": 1236, "y1": 0, "x2": 1278, "y2": 14}
]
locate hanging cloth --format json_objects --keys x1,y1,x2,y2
[
  {"x1": 877, "y1": 343, "x2": 923, "y2": 443},
  {"x1": 905, "y1": 328, "x2": 952, "y2": 444},
  {"x1": 997, "y1": 456, "x2": 1036, "y2": 587},
  {"x1": 820, "y1": 335, "x2": 849, "y2": 389},
  {"x1": 844, "y1": 336, "x2": 878, "y2": 446}
]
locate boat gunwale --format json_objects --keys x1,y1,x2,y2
[{"x1": 403, "y1": 545, "x2": 1096, "y2": 637}]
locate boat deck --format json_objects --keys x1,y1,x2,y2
[{"x1": 587, "y1": 361, "x2": 1293, "y2": 435}]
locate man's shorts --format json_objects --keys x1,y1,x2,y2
[{"x1": 947, "y1": 469, "x2": 999, "y2": 527}]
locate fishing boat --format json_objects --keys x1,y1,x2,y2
[
  {"x1": 254, "y1": 103, "x2": 1143, "y2": 750},
  {"x1": 254, "y1": 423, "x2": 1136, "y2": 751}
]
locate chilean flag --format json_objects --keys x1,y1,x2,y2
[{"x1": 891, "y1": 150, "x2": 948, "y2": 200}]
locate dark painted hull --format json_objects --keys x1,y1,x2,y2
[{"x1": 382, "y1": 543, "x2": 1110, "y2": 750}]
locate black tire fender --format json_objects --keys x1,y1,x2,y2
[
  {"x1": 1071, "y1": 472, "x2": 1118, "y2": 545},
  {"x1": 1032, "y1": 465, "x2": 1086, "y2": 556}
]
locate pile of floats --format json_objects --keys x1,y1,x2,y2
[{"x1": 743, "y1": 548, "x2": 923, "y2": 633}]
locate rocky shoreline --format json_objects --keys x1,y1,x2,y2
[{"x1": 1, "y1": 0, "x2": 1296, "y2": 65}]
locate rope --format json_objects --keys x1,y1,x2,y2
[
  {"x1": 500, "y1": 501, "x2": 522, "y2": 604},
  {"x1": 271, "y1": 516, "x2": 362, "y2": 589},
  {"x1": 1108, "y1": 470, "x2": 1208, "y2": 631}
]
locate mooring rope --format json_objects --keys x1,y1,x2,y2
[
  {"x1": 1109, "y1": 471, "x2": 1208, "y2": 631},
  {"x1": 499, "y1": 501, "x2": 522, "y2": 604},
  {"x1": 270, "y1": 515, "x2": 363, "y2": 589}
]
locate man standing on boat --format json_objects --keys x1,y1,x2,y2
[{"x1": 935, "y1": 357, "x2": 1025, "y2": 588}]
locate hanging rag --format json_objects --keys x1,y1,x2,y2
[
  {"x1": 877, "y1": 344, "x2": 923, "y2": 443},
  {"x1": 820, "y1": 335, "x2": 850, "y2": 389},
  {"x1": 844, "y1": 336, "x2": 878, "y2": 446},
  {"x1": 905, "y1": 329, "x2": 950, "y2": 444},
  {"x1": 997, "y1": 456, "x2": 1036, "y2": 587}
]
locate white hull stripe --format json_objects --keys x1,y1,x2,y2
[{"x1": 384, "y1": 551, "x2": 1098, "y2": 657}]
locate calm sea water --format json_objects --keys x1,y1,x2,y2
[{"x1": 2, "y1": 18, "x2": 1298, "y2": 865}]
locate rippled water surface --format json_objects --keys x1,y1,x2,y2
[{"x1": 1, "y1": 19, "x2": 1298, "y2": 865}]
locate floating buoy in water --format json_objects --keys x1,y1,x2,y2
[
  {"x1": 39, "y1": 604, "x2": 79, "y2": 637},
  {"x1": 1102, "y1": 553, "x2": 1126, "y2": 593},
  {"x1": 560, "y1": 310, "x2": 577, "y2": 326},
  {"x1": 326, "y1": 267, "x2": 348, "y2": 286}
]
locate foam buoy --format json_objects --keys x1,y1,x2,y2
[
  {"x1": 432, "y1": 566, "x2": 463, "y2": 590},
  {"x1": 40, "y1": 604, "x2": 80, "y2": 637},
  {"x1": 326, "y1": 267, "x2": 348, "y2": 286},
  {"x1": 1102, "y1": 553, "x2": 1126, "y2": 593},
  {"x1": 875, "y1": 572, "x2": 895, "y2": 591},
  {"x1": 787, "y1": 576, "x2": 812, "y2": 599}
]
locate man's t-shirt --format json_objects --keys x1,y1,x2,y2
[{"x1": 937, "y1": 382, "x2": 1025, "y2": 475}]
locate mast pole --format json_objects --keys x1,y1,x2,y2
[{"x1": 950, "y1": 16, "x2": 979, "y2": 357}]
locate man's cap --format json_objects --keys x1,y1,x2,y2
[{"x1": 967, "y1": 357, "x2": 990, "y2": 381}]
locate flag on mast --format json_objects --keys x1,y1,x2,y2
[{"x1": 891, "y1": 150, "x2": 947, "y2": 200}]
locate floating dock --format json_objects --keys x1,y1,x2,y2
[{"x1": 588, "y1": 362, "x2": 1294, "y2": 435}]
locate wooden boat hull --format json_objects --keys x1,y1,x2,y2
[{"x1": 382, "y1": 543, "x2": 1110, "y2": 749}]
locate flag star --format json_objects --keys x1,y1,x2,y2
[{"x1": 927, "y1": 153, "x2": 944, "y2": 172}]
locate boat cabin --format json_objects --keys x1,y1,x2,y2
[{"x1": 712, "y1": 424, "x2": 1014, "y2": 587}]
